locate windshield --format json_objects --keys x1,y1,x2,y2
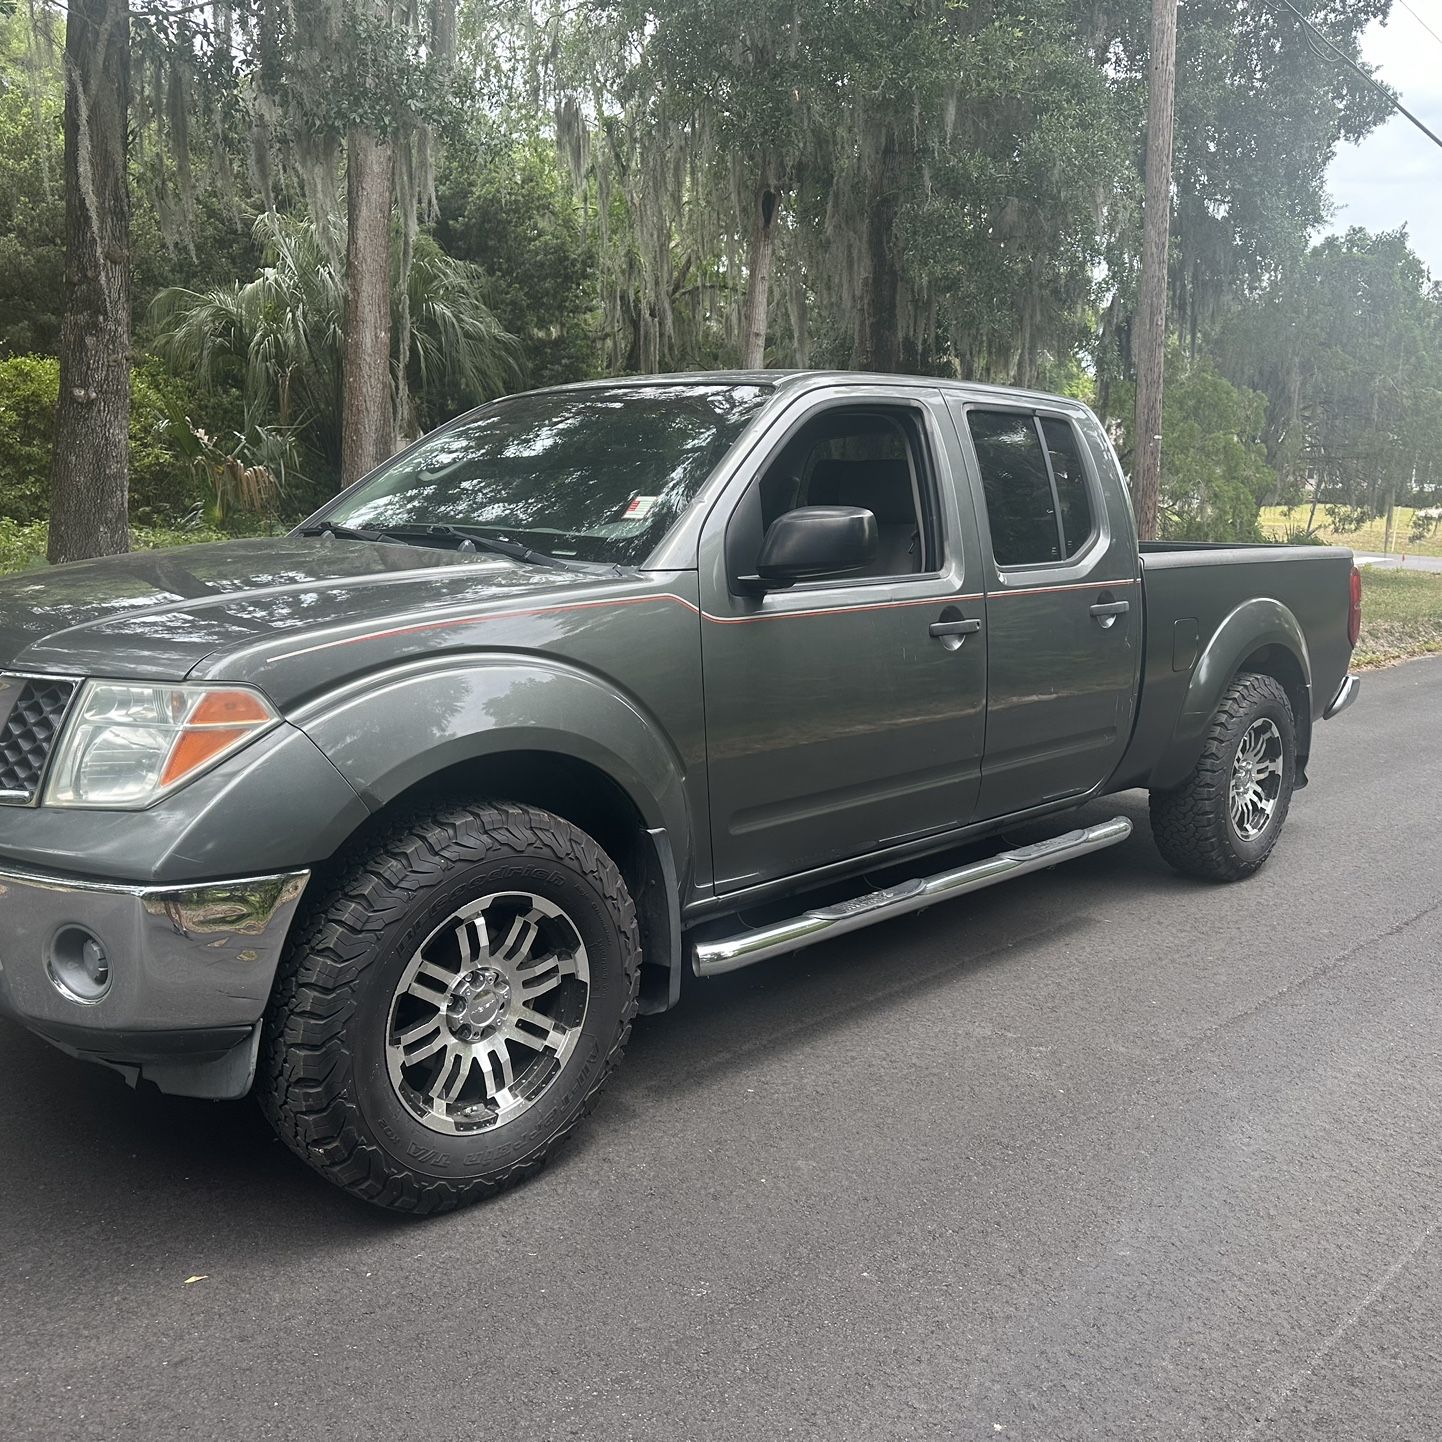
[{"x1": 319, "y1": 383, "x2": 771, "y2": 566}]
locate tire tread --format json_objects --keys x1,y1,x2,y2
[
  {"x1": 257, "y1": 801, "x2": 640, "y2": 1214},
  {"x1": 1149, "y1": 672, "x2": 1294, "y2": 883}
]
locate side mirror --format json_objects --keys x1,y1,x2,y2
[{"x1": 742, "y1": 506, "x2": 879, "y2": 591}]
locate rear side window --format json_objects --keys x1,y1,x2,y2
[
  {"x1": 967, "y1": 410, "x2": 1095, "y2": 567},
  {"x1": 967, "y1": 412, "x2": 1059, "y2": 566},
  {"x1": 1041, "y1": 417, "x2": 1094, "y2": 556}
]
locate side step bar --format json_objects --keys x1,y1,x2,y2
[{"x1": 692, "y1": 816, "x2": 1132, "y2": 977}]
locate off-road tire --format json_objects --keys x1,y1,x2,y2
[
  {"x1": 1149, "y1": 672, "x2": 1297, "y2": 882},
  {"x1": 258, "y1": 801, "x2": 640, "y2": 1213}
]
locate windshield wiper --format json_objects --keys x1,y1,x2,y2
[
  {"x1": 300, "y1": 519, "x2": 578, "y2": 570},
  {"x1": 381, "y1": 524, "x2": 573, "y2": 570},
  {"x1": 298, "y1": 521, "x2": 388, "y2": 542}
]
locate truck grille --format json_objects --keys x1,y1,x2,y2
[{"x1": 0, "y1": 674, "x2": 80, "y2": 804}]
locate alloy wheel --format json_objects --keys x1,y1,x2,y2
[
  {"x1": 385, "y1": 891, "x2": 590, "y2": 1135},
  {"x1": 1229, "y1": 717, "x2": 1284, "y2": 842}
]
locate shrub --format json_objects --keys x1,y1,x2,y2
[
  {"x1": 0, "y1": 354, "x2": 215, "y2": 526},
  {"x1": 0, "y1": 517, "x2": 235, "y2": 576},
  {"x1": 0, "y1": 355, "x2": 57, "y2": 523},
  {"x1": 0, "y1": 516, "x2": 48, "y2": 573}
]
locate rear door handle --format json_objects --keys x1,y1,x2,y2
[
  {"x1": 1090, "y1": 599, "x2": 1130, "y2": 629},
  {"x1": 929, "y1": 618, "x2": 982, "y2": 638}
]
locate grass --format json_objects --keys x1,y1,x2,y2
[
  {"x1": 1352, "y1": 567, "x2": 1442, "y2": 668},
  {"x1": 1259, "y1": 504, "x2": 1442, "y2": 558}
]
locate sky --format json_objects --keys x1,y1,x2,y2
[{"x1": 1324, "y1": 0, "x2": 1442, "y2": 278}]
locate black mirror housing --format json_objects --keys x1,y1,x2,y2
[{"x1": 745, "y1": 506, "x2": 878, "y2": 590}]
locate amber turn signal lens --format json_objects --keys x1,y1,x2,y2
[
  {"x1": 159, "y1": 727, "x2": 252, "y2": 787},
  {"x1": 188, "y1": 690, "x2": 274, "y2": 726}
]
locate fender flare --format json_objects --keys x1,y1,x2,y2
[
  {"x1": 293, "y1": 652, "x2": 693, "y2": 841},
  {"x1": 292, "y1": 655, "x2": 694, "y2": 1003},
  {"x1": 1152, "y1": 597, "x2": 1312, "y2": 790}
]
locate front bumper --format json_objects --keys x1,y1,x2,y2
[{"x1": 0, "y1": 864, "x2": 308, "y2": 1097}]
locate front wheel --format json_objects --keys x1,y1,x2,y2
[
  {"x1": 258, "y1": 801, "x2": 640, "y2": 1213},
  {"x1": 1149, "y1": 672, "x2": 1297, "y2": 882}
]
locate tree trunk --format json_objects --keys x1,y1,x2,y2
[
  {"x1": 858, "y1": 135, "x2": 903, "y2": 373},
  {"x1": 47, "y1": 0, "x2": 131, "y2": 566},
  {"x1": 788, "y1": 265, "x2": 810, "y2": 369},
  {"x1": 340, "y1": 128, "x2": 395, "y2": 486},
  {"x1": 1131, "y1": 0, "x2": 1179, "y2": 541},
  {"x1": 740, "y1": 186, "x2": 779, "y2": 369}
]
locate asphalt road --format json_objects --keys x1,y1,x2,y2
[
  {"x1": 1355, "y1": 552, "x2": 1442, "y2": 573},
  {"x1": 2, "y1": 658, "x2": 1440, "y2": 1442}
]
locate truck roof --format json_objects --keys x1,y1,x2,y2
[{"x1": 539, "y1": 369, "x2": 1089, "y2": 412}]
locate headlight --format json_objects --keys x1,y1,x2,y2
[{"x1": 45, "y1": 682, "x2": 279, "y2": 809}]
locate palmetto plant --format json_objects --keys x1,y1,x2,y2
[
  {"x1": 150, "y1": 212, "x2": 520, "y2": 478},
  {"x1": 154, "y1": 390, "x2": 291, "y2": 527}
]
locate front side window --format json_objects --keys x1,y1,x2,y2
[
  {"x1": 753, "y1": 408, "x2": 931, "y2": 579},
  {"x1": 323, "y1": 384, "x2": 770, "y2": 566},
  {"x1": 967, "y1": 410, "x2": 1096, "y2": 568}
]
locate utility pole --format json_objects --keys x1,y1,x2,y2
[{"x1": 1132, "y1": 0, "x2": 1179, "y2": 541}]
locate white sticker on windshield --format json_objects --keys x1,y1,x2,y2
[{"x1": 623, "y1": 495, "x2": 658, "y2": 520}]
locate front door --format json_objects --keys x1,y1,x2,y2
[
  {"x1": 700, "y1": 390, "x2": 988, "y2": 894},
  {"x1": 955, "y1": 404, "x2": 1140, "y2": 819}
]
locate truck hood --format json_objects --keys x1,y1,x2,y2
[{"x1": 0, "y1": 538, "x2": 597, "y2": 680}]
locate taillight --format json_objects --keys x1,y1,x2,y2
[{"x1": 1347, "y1": 565, "x2": 1362, "y2": 648}]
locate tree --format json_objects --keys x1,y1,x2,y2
[
  {"x1": 47, "y1": 0, "x2": 131, "y2": 564},
  {"x1": 3, "y1": 0, "x2": 1410, "y2": 558},
  {"x1": 242, "y1": 0, "x2": 462, "y2": 482},
  {"x1": 151, "y1": 211, "x2": 518, "y2": 478},
  {"x1": 434, "y1": 133, "x2": 599, "y2": 388},
  {"x1": 630, "y1": 0, "x2": 813, "y2": 367},
  {"x1": 0, "y1": 11, "x2": 65, "y2": 355},
  {"x1": 341, "y1": 124, "x2": 395, "y2": 483},
  {"x1": 544, "y1": 0, "x2": 1134, "y2": 382},
  {"x1": 1132, "y1": 0, "x2": 1178, "y2": 540},
  {"x1": 545, "y1": 0, "x2": 810, "y2": 371},
  {"x1": 1220, "y1": 228, "x2": 1442, "y2": 526},
  {"x1": 1166, "y1": 0, "x2": 1391, "y2": 354},
  {"x1": 836, "y1": 1, "x2": 1131, "y2": 383},
  {"x1": 1134, "y1": 356, "x2": 1275, "y2": 541}
]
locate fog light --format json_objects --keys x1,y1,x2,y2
[{"x1": 48, "y1": 926, "x2": 112, "y2": 1003}]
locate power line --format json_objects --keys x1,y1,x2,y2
[
  {"x1": 1267, "y1": 0, "x2": 1442, "y2": 154},
  {"x1": 1393, "y1": 0, "x2": 1442, "y2": 54}
]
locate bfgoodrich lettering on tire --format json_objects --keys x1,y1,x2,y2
[
  {"x1": 258, "y1": 801, "x2": 640, "y2": 1213},
  {"x1": 1149, "y1": 672, "x2": 1297, "y2": 883}
]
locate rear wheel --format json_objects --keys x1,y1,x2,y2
[
  {"x1": 1149, "y1": 672, "x2": 1296, "y2": 882},
  {"x1": 258, "y1": 801, "x2": 640, "y2": 1213}
]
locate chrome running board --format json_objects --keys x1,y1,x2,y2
[{"x1": 692, "y1": 816, "x2": 1132, "y2": 977}]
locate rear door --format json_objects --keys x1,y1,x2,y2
[
  {"x1": 699, "y1": 386, "x2": 989, "y2": 893},
  {"x1": 951, "y1": 402, "x2": 1140, "y2": 819}
]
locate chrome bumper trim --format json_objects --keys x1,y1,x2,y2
[
  {"x1": 0, "y1": 865, "x2": 310, "y2": 1038},
  {"x1": 1323, "y1": 673, "x2": 1360, "y2": 720}
]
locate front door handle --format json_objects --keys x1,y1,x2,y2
[
  {"x1": 929, "y1": 618, "x2": 982, "y2": 639},
  {"x1": 1090, "y1": 599, "x2": 1130, "y2": 629}
]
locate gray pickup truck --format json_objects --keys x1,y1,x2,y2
[{"x1": 0, "y1": 371, "x2": 1360, "y2": 1210}]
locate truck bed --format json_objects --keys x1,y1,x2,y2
[{"x1": 1108, "y1": 542, "x2": 1357, "y2": 793}]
